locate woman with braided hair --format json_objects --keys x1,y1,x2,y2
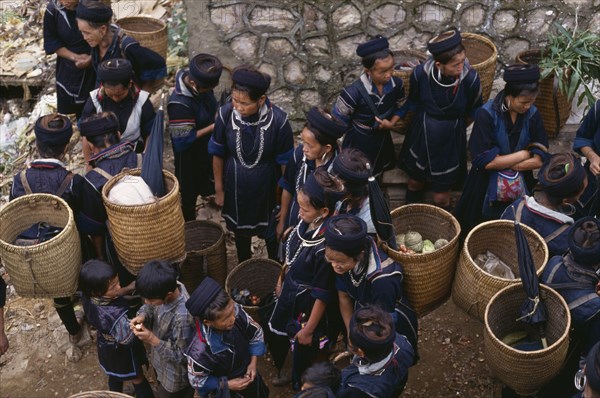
[{"x1": 502, "y1": 152, "x2": 588, "y2": 257}]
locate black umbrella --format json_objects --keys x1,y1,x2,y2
[
  {"x1": 514, "y1": 221, "x2": 548, "y2": 348},
  {"x1": 368, "y1": 176, "x2": 398, "y2": 250},
  {"x1": 140, "y1": 95, "x2": 165, "y2": 197}
]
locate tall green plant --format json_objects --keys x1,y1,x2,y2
[{"x1": 539, "y1": 22, "x2": 600, "y2": 111}]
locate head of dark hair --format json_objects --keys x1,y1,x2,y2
[
  {"x1": 135, "y1": 260, "x2": 178, "y2": 300},
  {"x1": 349, "y1": 305, "x2": 394, "y2": 363},
  {"x1": 304, "y1": 107, "x2": 343, "y2": 149},
  {"x1": 504, "y1": 81, "x2": 540, "y2": 98},
  {"x1": 79, "y1": 259, "x2": 117, "y2": 298},
  {"x1": 302, "y1": 362, "x2": 341, "y2": 393},
  {"x1": 202, "y1": 289, "x2": 232, "y2": 321},
  {"x1": 361, "y1": 49, "x2": 394, "y2": 69},
  {"x1": 84, "y1": 112, "x2": 120, "y2": 148},
  {"x1": 77, "y1": 0, "x2": 111, "y2": 29},
  {"x1": 300, "y1": 167, "x2": 344, "y2": 214},
  {"x1": 36, "y1": 140, "x2": 68, "y2": 159},
  {"x1": 231, "y1": 65, "x2": 270, "y2": 101},
  {"x1": 335, "y1": 149, "x2": 369, "y2": 206},
  {"x1": 190, "y1": 54, "x2": 223, "y2": 89},
  {"x1": 102, "y1": 80, "x2": 130, "y2": 89},
  {"x1": 327, "y1": 215, "x2": 369, "y2": 260},
  {"x1": 433, "y1": 43, "x2": 466, "y2": 65}
]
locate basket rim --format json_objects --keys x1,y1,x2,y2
[
  {"x1": 101, "y1": 168, "x2": 179, "y2": 209},
  {"x1": 0, "y1": 194, "x2": 74, "y2": 251},
  {"x1": 385, "y1": 203, "x2": 461, "y2": 258},
  {"x1": 184, "y1": 219, "x2": 225, "y2": 253},
  {"x1": 484, "y1": 283, "x2": 571, "y2": 354},
  {"x1": 462, "y1": 32, "x2": 498, "y2": 67},
  {"x1": 115, "y1": 16, "x2": 166, "y2": 33},
  {"x1": 225, "y1": 258, "x2": 282, "y2": 310}
]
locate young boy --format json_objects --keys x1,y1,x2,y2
[
  {"x1": 79, "y1": 259, "x2": 154, "y2": 397},
  {"x1": 184, "y1": 277, "x2": 269, "y2": 398},
  {"x1": 131, "y1": 260, "x2": 195, "y2": 398}
]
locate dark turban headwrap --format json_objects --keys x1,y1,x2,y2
[
  {"x1": 97, "y1": 58, "x2": 132, "y2": 83},
  {"x1": 185, "y1": 277, "x2": 223, "y2": 318},
  {"x1": 79, "y1": 112, "x2": 119, "y2": 138},
  {"x1": 503, "y1": 64, "x2": 541, "y2": 84},
  {"x1": 232, "y1": 68, "x2": 271, "y2": 92},
  {"x1": 325, "y1": 214, "x2": 368, "y2": 257},
  {"x1": 569, "y1": 216, "x2": 600, "y2": 267},
  {"x1": 348, "y1": 308, "x2": 395, "y2": 362},
  {"x1": 586, "y1": 341, "x2": 600, "y2": 392},
  {"x1": 301, "y1": 172, "x2": 325, "y2": 204},
  {"x1": 427, "y1": 28, "x2": 462, "y2": 55},
  {"x1": 306, "y1": 107, "x2": 347, "y2": 140},
  {"x1": 331, "y1": 149, "x2": 371, "y2": 185},
  {"x1": 538, "y1": 152, "x2": 586, "y2": 199},
  {"x1": 34, "y1": 114, "x2": 73, "y2": 146},
  {"x1": 189, "y1": 53, "x2": 223, "y2": 89},
  {"x1": 76, "y1": 1, "x2": 113, "y2": 23},
  {"x1": 356, "y1": 36, "x2": 389, "y2": 58}
]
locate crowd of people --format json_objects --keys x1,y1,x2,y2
[{"x1": 1, "y1": 0, "x2": 599, "y2": 397}]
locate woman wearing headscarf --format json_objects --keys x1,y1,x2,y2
[
  {"x1": 573, "y1": 99, "x2": 600, "y2": 218},
  {"x1": 75, "y1": 0, "x2": 166, "y2": 91},
  {"x1": 455, "y1": 64, "x2": 549, "y2": 233},
  {"x1": 323, "y1": 214, "x2": 418, "y2": 355},
  {"x1": 542, "y1": 217, "x2": 600, "y2": 358},
  {"x1": 209, "y1": 65, "x2": 294, "y2": 263},
  {"x1": 399, "y1": 28, "x2": 482, "y2": 209},
  {"x1": 44, "y1": 0, "x2": 95, "y2": 117},
  {"x1": 502, "y1": 152, "x2": 588, "y2": 257},
  {"x1": 168, "y1": 53, "x2": 223, "y2": 221},
  {"x1": 277, "y1": 107, "x2": 345, "y2": 239}
]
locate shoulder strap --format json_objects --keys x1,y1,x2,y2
[
  {"x1": 544, "y1": 223, "x2": 570, "y2": 244},
  {"x1": 137, "y1": 153, "x2": 143, "y2": 168},
  {"x1": 353, "y1": 80, "x2": 382, "y2": 119},
  {"x1": 92, "y1": 167, "x2": 113, "y2": 181},
  {"x1": 55, "y1": 172, "x2": 75, "y2": 197},
  {"x1": 20, "y1": 170, "x2": 33, "y2": 195},
  {"x1": 515, "y1": 200, "x2": 526, "y2": 222}
]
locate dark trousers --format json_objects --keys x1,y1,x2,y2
[
  {"x1": 53, "y1": 296, "x2": 81, "y2": 336},
  {"x1": 155, "y1": 382, "x2": 194, "y2": 398},
  {"x1": 109, "y1": 376, "x2": 154, "y2": 398},
  {"x1": 234, "y1": 234, "x2": 279, "y2": 263}
]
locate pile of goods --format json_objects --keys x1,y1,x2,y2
[
  {"x1": 501, "y1": 330, "x2": 543, "y2": 351},
  {"x1": 13, "y1": 221, "x2": 62, "y2": 246},
  {"x1": 475, "y1": 250, "x2": 516, "y2": 279},
  {"x1": 395, "y1": 231, "x2": 448, "y2": 254},
  {"x1": 231, "y1": 288, "x2": 261, "y2": 306}
]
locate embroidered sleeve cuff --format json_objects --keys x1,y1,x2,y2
[
  {"x1": 472, "y1": 147, "x2": 500, "y2": 169},
  {"x1": 249, "y1": 341, "x2": 267, "y2": 356},
  {"x1": 278, "y1": 176, "x2": 293, "y2": 193},
  {"x1": 276, "y1": 149, "x2": 294, "y2": 165},
  {"x1": 208, "y1": 138, "x2": 226, "y2": 157},
  {"x1": 573, "y1": 137, "x2": 594, "y2": 151},
  {"x1": 197, "y1": 376, "x2": 219, "y2": 394},
  {"x1": 310, "y1": 288, "x2": 332, "y2": 304}
]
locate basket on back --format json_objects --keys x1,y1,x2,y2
[
  {"x1": 452, "y1": 220, "x2": 549, "y2": 322},
  {"x1": 180, "y1": 220, "x2": 227, "y2": 294},
  {"x1": 225, "y1": 258, "x2": 282, "y2": 322},
  {"x1": 462, "y1": 33, "x2": 497, "y2": 103},
  {"x1": 391, "y1": 49, "x2": 428, "y2": 135},
  {"x1": 115, "y1": 16, "x2": 167, "y2": 60},
  {"x1": 382, "y1": 204, "x2": 461, "y2": 316},
  {"x1": 102, "y1": 168, "x2": 185, "y2": 275},
  {"x1": 517, "y1": 49, "x2": 572, "y2": 137},
  {"x1": 69, "y1": 391, "x2": 133, "y2": 398},
  {"x1": 0, "y1": 194, "x2": 81, "y2": 298},
  {"x1": 484, "y1": 284, "x2": 570, "y2": 396}
]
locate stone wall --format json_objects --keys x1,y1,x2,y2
[{"x1": 185, "y1": 0, "x2": 600, "y2": 126}]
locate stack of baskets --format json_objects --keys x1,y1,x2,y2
[
  {"x1": 225, "y1": 258, "x2": 282, "y2": 322},
  {"x1": 517, "y1": 49, "x2": 572, "y2": 137},
  {"x1": 382, "y1": 204, "x2": 461, "y2": 316},
  {"x1": 391, "y1": 49, "x2": 428, "y2": 135},
  {"x1": 484, "y1": 284, "x2": 571, "y2": 396},
  {"x1": 102, "y1": 168, "x2": 185, "y2": 275},
  {"x1": 452, "y1": 220, "x2": 549, "y2": 321},
  {"x1": 462, "y1": 32, "x2": 498, "y2": 103},
  {"x1": 180, "y1": 220, "x2": 227, "y2": 294},
  {"x1": 0, "y1": 194, "x2": 81, "y2": 298}
]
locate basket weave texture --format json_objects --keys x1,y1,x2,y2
[
  {"x1": 225, "y1": 258, "x2": 282, "y2": 322},
  {"x1": 116, "y1": 16, "x2": 167, "y2": 60},
  {"x1": 102, "y1": 168, "x2": 185, "y2": 275},
  {"x1": 391, "y1": 49, "x2": 428, "y2": 135},
  {"x1": 484, "y1": 284, "x2": 570, "y2": 396},
  {"x1": 382, "y1": 204, "x2": 461, "y2": 317},
  {"x1": 0, "y1": 194, "x2": 81, "y2": 298},
  {"x1": 68, "y1": 391, "x2": 132, "y2": 398},
  {"x1": 462, "y1": 33, "x2": 497, "y2": 103},
  {"x1": 180, "y1": 220, "x2": 227, "y2": 293},
  {"x1": 452, "y1": 220, "x2": 549, "y2": 322},
  {"x1": 516, "y1": 49, "x2": 571, "y2": 137}
]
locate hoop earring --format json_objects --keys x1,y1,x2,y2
[
  {"x1": 559, "y1": 203, "x2": 577, "y2": 216},
  {"x1": 437, "y1": 68, "x2": 442, "y2": 81},
  {"x1": 501, "y1": 98, "x2": 510, "y2": 112}
]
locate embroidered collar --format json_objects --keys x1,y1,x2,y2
[
  {"x1": 200, "y1": 304, "x2": 240, "y2": 354},
  {"x1": 89, "y1": 141, "x2": 135, "y2": 166},
  {"x1": 360, "y1": 73, "x2": 396, "y2": 98},
  {"x1": 232, "y1": 100, "x2": 272, "y2": 128},
  {"x1": 356, "y1": 349, "x2": 394, "y2": 375},
  {"x1": 525, "y1": 195, "x2": 574, "y2": 224},
  {"x1": 31, "y1": 158, "x2": 66, "y2": 168}
]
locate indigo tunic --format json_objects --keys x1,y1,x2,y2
[{"x1": 573, "y1": 99, "x2": 600, "y2": 217}]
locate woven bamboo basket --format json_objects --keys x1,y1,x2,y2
[
  {"x1": 116, "y1": 16, "x2": 167, "y2": 60},
  {"x1": 391, "y1": 49, "x2": 428, "y2": 135},
  {"x1": 0, "y1": 194, "x2": 81, "y2": 298},
  {"x1": 462, "y1": 33, "x2": 497, "y2": 103},
  {"x1": 180, "y1": 220, "x2": 227, "y2": 294},
  {"x1": 69, "y1": 391, "x2": 132, "y2": 398},
  {"x1": 516, "y1": 49, "x2": 572, "y2": 137},
  {"x1": 102, "y1": 168, "x2": 185, "y2": 275},
  {"x1": 452, "y1": 220, "x2": 549, "y2": 322},
  {"x1": 484, "y1": 284, "x2": 570, "y2": 396},
  {"x1": 382, "y1": 204, "x2": 461, "y2": 317},
  {"x1": 225, "y1": 258, "x2": 282, "y2": 322}
]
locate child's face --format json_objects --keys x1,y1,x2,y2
[
  {"x1": 144, "y1": 297, "x2": 165, "y2": 306},
  {"x1": 103, "y1": 276, "x2": 121, "y2": 299},
  {"x1": 204, "y1": 299, "x2": 236, "y2": 331}
]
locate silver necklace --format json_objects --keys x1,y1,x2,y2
[
  {"x1": 348, "y1": 260, "x2": 367, "y2": 287},
  {"x1": 233, "y1": 110, "x2": 268, "y2": 169},
  {"x1": 284, "y1": 220, "x2": 325, "y2": 266},
  {"x1": 431, "y1": 69, "x2": 459, "y2": 88}
]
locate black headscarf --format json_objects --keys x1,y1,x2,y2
[
  {"x1": 569, "y1": 216, "x2": 600, "y2": 267},
  {"x1": 97, "y1": 58, "x2": 133, "y2": 83},
  {"x1": 538, "y1": 152, "x2": 586, "y2": 199},
  {"x1": 34, "y1": 114, "x2": 73, "y2": 146},
  {"x1": 427, "y1": 28, "x2": 462, "y2": 55},
  {"x1": 185, "y1": 277, "x2": 223, "y2": 318}
]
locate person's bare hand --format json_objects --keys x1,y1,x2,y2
[{"x1": 228, "y1": 376, "x2": 252, "y2": 391}]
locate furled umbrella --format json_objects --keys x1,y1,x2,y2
[
  {"x1": 514, "y1": 220, "x2": 548, "y2": 348},
  {"x1": 140, "y1": 95, "x2": 166, "y2": 197},
  {"x1": 368, "y1": 176, "x2": 398, "y2": 250}
]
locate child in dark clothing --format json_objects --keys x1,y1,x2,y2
[
  {"x1": 79, "y1": 259, "x2": 154, "y2": 397},
  {"x1": 184, "y1": 277, "x2": 269, "y2": 398}
]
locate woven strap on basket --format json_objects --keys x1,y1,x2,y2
[
  {"x1": 20, "y1": 170, "x2": 74, "y2": 197},
  {"x1": 19, "y1": 170, "x2": 33, "y2": 194},
  {"x1": 514, "y1": 199, "x2": 569, "y2": 243},
  {"x1": 22, "y1": 251, "x2": 51, "y2": 296},
  {"x1": 92, "y1": 167, "x2": 113, "y2": 181}
]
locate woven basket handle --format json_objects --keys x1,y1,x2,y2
[{"x1": 22, "y1": 251, "x2": 50, "y2": 296}]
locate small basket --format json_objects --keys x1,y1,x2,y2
[
  {"x1": 452, "y1": 220, "x2": 549, "y2": 322},
  {"x1": 225, "y1": 258, "x2": 282, "y2": 322},
  {"x1": 391, "y1": 49, "x2": 428, "y2": 135},
  {"x1": 462, "y1": 33, "x2": 498, "y2": 103},
  {"x1": 116, "y1": 17, "x2": 167, "y2": 60},
  {"x1": 484, "y1": 284, "x2": 570, "y2": 396},
  {"x1": 382, "y1": 204, "x2": 461, "y2": 317},
  {"x1": 68, "y1": 392, "x2": 133, "y2": 398},
  {"x1": 102, "y1": 168, "x2": 185, "y2": 275},
  {"x1": 0, "y1": 194, "x2": 81, "y2": 298},
  {"x1": 180, "y1": 220, "x2": 227, "y2": 293},
  {"x1": 517, "y1": 49, "x2": 572, "y2": 137}
]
